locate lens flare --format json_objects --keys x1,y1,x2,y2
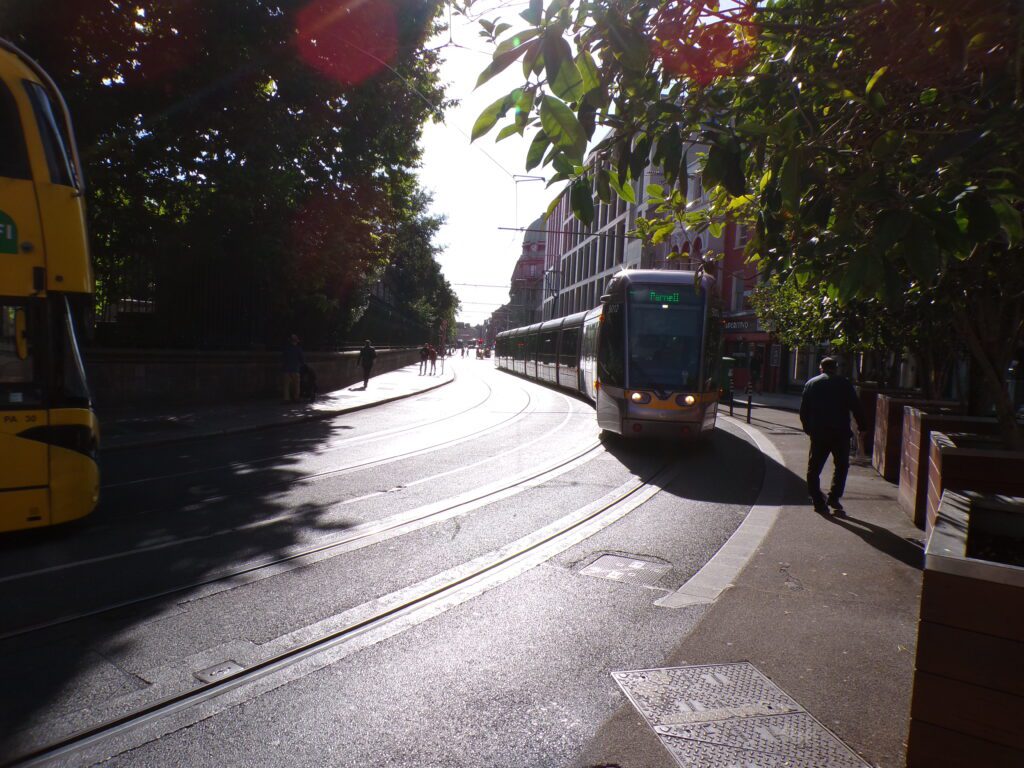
[{"x1": 296, "y1": 0, "x2": 398, "y2": 85}]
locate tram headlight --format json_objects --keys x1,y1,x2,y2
[
  {"x1": 676, "y1": 394, "x2": 697, "y2": 406},
  {"x1": 630, "y1": 391, "x2": 651, "y2": 404}
]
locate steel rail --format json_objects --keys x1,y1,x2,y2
[
  {"x1": 101, "y1": 377, "x2": 500, "y2": 490},
  {"x1": 4, "y1": 457, "x2": 671, "y2": 768},
  {"x1": 0, "y1": 435, "x2": 603, "y2": 641},
  {"x1": 0, "y1": 389, "x2": 582, "y2": 588}
]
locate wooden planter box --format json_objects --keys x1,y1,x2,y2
[
  {"x1": 924, "y1": 431, "x2": 1024, "y2": 535},
  {"x1": 897, "y1": 412, "x2": 1002, "y2": 529},
  {"x1": 872, "y1": 396, "x2": 962, "y2": 483},
  {"x1": 907, "y1": 491, "x2": 1024, "y2": 767},
  {"x1": 854, "y1": 384, "x2": 918, "y2": 458}
]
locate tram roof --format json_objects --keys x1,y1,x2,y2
[{"x1": 603, "y1": 268, "x2": 713, "y2": 298}]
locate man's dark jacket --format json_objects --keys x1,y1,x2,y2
[{"x1": 799, "y1": 372, "x2": 866, "y2": 441}]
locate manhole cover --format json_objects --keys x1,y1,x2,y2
[
  {"x1": 194, "y1": 660, "x2": 244, "y2": 684},
  {"x1": 613, "y1": 663, "x2": 870, "y2": 767},
  {"x1": 580, "y1": 555, "x2": 671, "y2": 587}
]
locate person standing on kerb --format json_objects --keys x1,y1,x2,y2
[
  {"x1": 357, "y1": 339, "x2": 376, "y2": 389},
  {"x1": 799, "y1": 357, "x2": 868, "y2": 517},
  {"x1": 282, "y1": 334, "x2": 304, "y2": 402}
]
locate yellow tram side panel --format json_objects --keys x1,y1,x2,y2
[
  {"x1": 0, "y1": 45, "x2": 92, "y2": 296},
  {"x1": 0, "y1": 409, "x2": 50, "y2": 530},
  {"x1": 47, "y1": 408, "x2": 100, "y2": 525}
]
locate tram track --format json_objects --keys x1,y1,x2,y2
[
  {"x1": 3, "y1": 457, "x2": 680, "y2": 768},
  {"x1": 0, "y1": 388, "x2": 588, "y2": 589},
  {"x1": 0, "y1": 425, "x2": 603, "y2": 641},
  {"x1": 101, "y1": 377, "x2": 501, "y2": 491}
]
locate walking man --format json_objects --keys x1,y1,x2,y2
[
  {"x1": 799, "y1": 357, "x2": 867, "y2": 516},
  {"x1": 357, "y1": 339, "x2": 376, "y2": 389},
  {"x1": 419, "y1": 343, "x2": 430, "y2": 375},
  {"x1": 282, "y1": 334, "x2": 304, "y2": 402}
]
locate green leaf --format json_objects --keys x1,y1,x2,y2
[
  {"x1": 865, "y1": 65, "x2": 888, "y2": 95},
  {"x1": 992, "y1": 198, "x2": 1024, "y2": 246},
  {"x1": 539, "y1": 95, "x2": 586, "y2": 163},
  {"x1": 576, "y1": 50, "x2": 600, "y2": 95},
  {"x1": 544, "y1": 34, "x2": 584, "y2": 103},
  {"x1": 570, "y1": 177, "x2": 594, "y2": 225},
  {"x1": 496, "y1": 123, "x2": 521, "y2": 142},
  {"x1": 477, "y1": 37, "x2": 537, "y2": 89},
  {"x1": 607, "y1": 169, "x2": 635, "y2": 203},
  {"x1": 839, "y1": 248, "x2": 883, "y2": 302},
  {"x1": 794, "y1": 263, "x2": 812, "y2": 287},
  {"x1": 606, "y1": 17, "x2": 649, "y2": 72},
  {"x1": 471, "y1": 94, "x2": 513, "y2": 141},
  {"x1": 957, "y1": 194, "x2": 1001, "y2": 241},
  {"x1": 709, "y1": 220, "x2": 724, "y2": 239},
  {"x1": 596, "y1": 168, "x2": 611, "y2": 204},
  {"x1": 651, "y1": 220, "x2": 676, "y2": 244},
  {"x1": 630, "y1": 135, "x2": 652, "y2": 183},
  {"x1": 525, "y1": 131, "x2": 550, "y2": 171},
  {"x1": 552, "y1": 152, "x2": 575, "y2": 176},
  {"x1": 545, "y1": 191, "x2": 562, "y2": 219},
  {"x1": 522, "y1": 40, "x2": 542, "y2": 78},
  {"x1": 521, "y1": 0, "x2": 542, "y2": 25},
  {"x1": 919, "y1": 87, "x2": 938, "y2": 105},
  {"x1": 646, "y1": 183, "x2": 664, "y2": 199},
  {"x1": 736, "y1": 121, "x2": 772, "y2": 137},
  {"x1": 780, "y1": 152, "x2": 800, "y2": 213},
  {"x1": 871, "y1": 131, "x2": 901, "y2": 160}
]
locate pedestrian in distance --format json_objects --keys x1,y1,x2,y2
[
  {"x1": 419, "y1": 343, "x2": 429, "y2": 375},
  {"x1": 799, "y1": 357, "x2": 868, "y2": 517},
  {"x1": 357, "y1": 339, "x2": 376, "y2": 389},
  {"x1": 428, "y1": 344, "x2": 437, "y2": 375},
  {"x1": 282, "y1": 333, "x2": 304, "y2": 402}
]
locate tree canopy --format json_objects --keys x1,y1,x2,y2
[
  {"x1": 468, "y1": 0, "x2": 1024, "y2": 443},
  {"x1": 1, "y1": 0, "x2": 458, "y2": 348}
]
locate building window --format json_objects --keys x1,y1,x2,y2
[
  {"x1": 731, "y1": 273, "x2": 746, "y2": 312},
  {"x1": 735, "y1": 225, "x2": 750, "y2": 249}
]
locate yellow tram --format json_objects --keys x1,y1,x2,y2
[{"x1": 0, "y1": 39, "x2": 99, "y2": 531}]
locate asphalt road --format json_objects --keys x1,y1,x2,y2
[{"x1": 0, "y1": 358, "x2": 765, "y2": 767}]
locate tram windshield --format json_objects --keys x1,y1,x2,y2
[{"x1": 626, "y1": 284, "x2": 705, "y2": 390}]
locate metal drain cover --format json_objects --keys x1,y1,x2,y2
[
  {"x1": 580, "y1": 555, "x2": 671, "y2": 587},
  {"x1": 194, "y1": 660, "x2": 244, "y2": 684},
  {"x1": 613, "y1": 663, "x2": 869, "y2": 767}
]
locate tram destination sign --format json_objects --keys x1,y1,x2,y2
[{"x1": 649, "y1": 290, "x2": 680, "y2": 304}]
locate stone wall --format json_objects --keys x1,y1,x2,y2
[{"x1": 84, "y1": 347, "x2": 420, "y2": 407}]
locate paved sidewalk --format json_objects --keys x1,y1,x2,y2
[
  {"x1": 577, "y1": 404, "x2": 924, "y2": 768},
  {"x1": 98, "y1": 363, "x2": 455, "y2": 451}
]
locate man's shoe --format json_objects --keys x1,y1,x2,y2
[
  {"x1": 826, "y1": 494, "x2": 844, "y2": 512},
  {"x1": 811, "y1": 495, "x2": 829, "y2": 515}
]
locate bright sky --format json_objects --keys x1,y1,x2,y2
[{"x1": 417, "y1": 3, "x2": 560, "y2": 326}]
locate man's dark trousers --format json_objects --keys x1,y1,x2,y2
[{"x1": 806, "y1": 433, "x2": 851, "y2": 503}]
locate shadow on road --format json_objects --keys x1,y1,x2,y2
[{"x1": 0, "y1": 414, "x2": 352, "y2": 758}]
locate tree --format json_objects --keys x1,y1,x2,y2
[
  {"x1": 469, "y1": 0, "x2": 1024, "y2": 446},
  {"x1": 750, "y1": 276, "x2": 960, "y2": 398},
  {"x1": 1, "y1": 0, "x2": 456, "y2": 348}
]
